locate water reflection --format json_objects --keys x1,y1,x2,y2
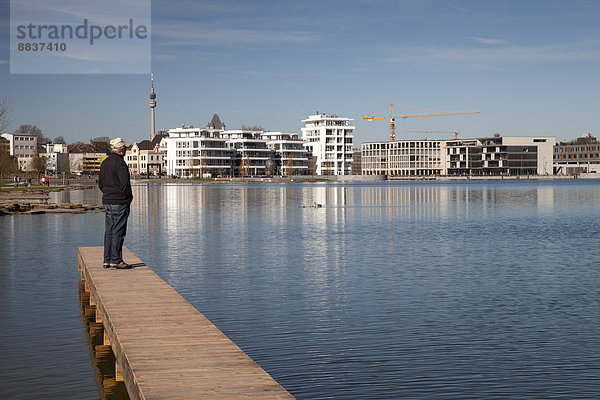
[
  {"x1": 126, "y1": 181, "x2": 600, "y2": 399},
  {"x1": 50, "y1": 187, "x2": 103, "y2": 205},
  {"x1": 78, "y1": 281, "x2": 129, "y2": 400},
  {"x1": 7, "y1": 180, "x2": 600, "y2": 399}
]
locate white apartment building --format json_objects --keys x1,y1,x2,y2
[
  {"x1": 362, "y1": 140, "x2": 444, "y2": 176},
  {"x1": 1, "y1": 132, "x2": 38, "y2": 171},
  {"x1": 301, "y1": 113, "x2": 354, "y2": 175},
  {"x1": 261, "y1": 132, "x2": 309, "y2": 175},
  {"x1": 221, "y1": 130, "x2": 273, "y2": 176},
  {"x1": 163, "y1": 126, "x2": 232, "y2": 177}
]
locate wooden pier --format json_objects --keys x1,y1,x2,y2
[{"x1": 78, "y1": 246, "x2": 293, "y2": 400}]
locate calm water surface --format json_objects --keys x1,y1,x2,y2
[{"x1": 2, "y1": 180, "x2": 600, "y2": 399}]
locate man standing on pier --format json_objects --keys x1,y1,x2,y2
[{"x1": 99, "y1": 138, "x2": 133, "y2": 269}]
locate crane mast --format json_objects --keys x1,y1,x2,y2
[
  {"x1": 363, "y1": 103, "x2": 480, "y2": 142},
  {"x1": 406, "y1": 129, "x2": 462, "y2": 140}
]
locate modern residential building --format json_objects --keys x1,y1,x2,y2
[
  {"x1": 361, "y1": 135, "x2": 555, "y2": 176},
  {"x1": 1, "y1": 132, "x2": 38, "y2": 171},
  {"x1": 301, "y1": 113, "x2": 354, "y2": 175},
  {"x1": 445, "y1": 135, "x2": 555, "y2": 176},
  {"x1": 221, "y1": 130, "x2": 273, "y2": 176},
  {"x1": 261, "y1": 132, "x2": 309, "y2": 175},
  {"x1": 362, "y1": 139, "x2": 443, "y2": 176},
  {"x1": 163, "y1": 126, "x2": 233, "y2": 177},
  {"x1": 553, "y1": 132, "x2": 600, "y2": 175}
]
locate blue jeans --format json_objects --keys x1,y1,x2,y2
[{"x1": 103, "y1": 203, "x2": 130, "y2": 265}]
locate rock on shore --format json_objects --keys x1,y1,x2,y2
[
  {"x1": 0, "y1": 186, "x2": 101, "y2": 215},
  {"x1": 0, "y1": 202, "x2": 104, "y2": 215}
]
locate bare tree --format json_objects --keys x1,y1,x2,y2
[
  {"x1": 0, "y1": 98, "x2": 12, "y2": 132},
  {"x1": 200, "y1": 153, "x2": 207, "y2": 177},
  {"x1": 324, "y1": 160, "x2": 332, "y2": 175},
  {"x1": 0, "y1": 152, "x2": 17, "y2": 182},
  {"x1": 286, "y1": 153, "x2": 294, "y2": 176},
  {"x1": 187, "y1": 157, "x2": 198, "y2": 178},
  {"x1": 239, "y1": 153, "x2": 249, "y2": 177},
  {"x1": 241, "y1": 125, "x2": 264, "y2": 131},
  {"x1": 70, "y1": 157, "x2": 83, "y2": 175},
  {"x1": 309, "y1": 156, "x2": 317, "y2": 175},
  {"x1": 16, "y1": 124, "x2": 49, "y2": 144},
  {"x1": 16, "y1": 124, "x2": 42, "y2": 136},
  {"x1": 31, "y1": 155, "x2": 47, "y2": 179},
  {"x1": 58, "y1": 155, "x2": 70, "y2": 174},
  {"x1": 91, "y1": 136, "x2": 110, "y2": 143},
  {"x1": 265, "y1": 158, "x2": 276, "y2": 176}
]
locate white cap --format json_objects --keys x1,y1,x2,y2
[{"x1": 110, "y1": 137, "x2": 127, "y2": 151}]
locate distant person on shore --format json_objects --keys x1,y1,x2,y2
[
  {"x1": 13, "y1": 175, "x2": 18, "y2": 188},
  {"x1": 27, "y1": 177, "x2": 31, "y2": 187},
  {"x1": 99, "y1": 138, "x2": 133, "y2": 270}
]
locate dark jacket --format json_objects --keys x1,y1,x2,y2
[{"x1": 98, "y1": 153, "x2": 133, "y2": 205}]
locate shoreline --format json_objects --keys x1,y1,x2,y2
[
  {"x1": 1, "y1": 175, "x2": 595, "y2": 216},
  {"x1": 0, "y1": 184, "x2": 101, "y2": 215},
  {"x1": 131, "y1": 174, "x2": 587, "y2": 185}
]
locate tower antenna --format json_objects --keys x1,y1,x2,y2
[{"x1": 149, "y1": 72, "x2": 157, "y2": 141}]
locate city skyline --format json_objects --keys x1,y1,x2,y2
[{"x1": 0, "y1": 0, "x2": 599, "y2": 144}]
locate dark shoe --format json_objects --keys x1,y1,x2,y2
[
  {"x1": 103, "y1": 263, "x2": 110, "y2": 269},
  {"x1": 115, "y1": 262, "x2": 131, "y2": 269}
]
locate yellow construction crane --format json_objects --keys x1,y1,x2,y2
[
  {"x1": 363, "y1": 103, "x2": 479, "y2": 141},
  {"x1": 406, "y1": 129, "x2": 462, "y2": 139}
]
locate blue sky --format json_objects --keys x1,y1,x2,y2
[{"x1": 1, "y1": 0, "x2": 599, "y2": 144}]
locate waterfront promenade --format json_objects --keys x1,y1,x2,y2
[{"x1": 78, "y1": 246, "x2": 293, "y2": 399}]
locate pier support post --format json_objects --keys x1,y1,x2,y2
[{"x1": 115, "y1": 363, "x2": 124, "y2": 382}]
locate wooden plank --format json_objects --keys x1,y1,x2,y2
[{"x1": 78, "y1": 246, "x2": 293, "y2": 400}]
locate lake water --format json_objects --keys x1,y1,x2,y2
[{"x1": 1, "y1": 180, "x2": 600, "y2": 399}]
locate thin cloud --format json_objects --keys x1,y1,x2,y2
[
  {"x1": 372, "y1": 39, "x2": 600, "y2": 69},
  {"x1": 471, "y1": 37, "x2": 510, "y2": 45},
  {"x1": 153, "y1": 21, "x2": 320, "y2": 46}
]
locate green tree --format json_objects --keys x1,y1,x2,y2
[{"x1": 53, "y1": 136, "x2": 66, "y2": 144}]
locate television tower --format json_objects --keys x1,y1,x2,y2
[{"x1": 149, "y1": 72, "x2": 157, "y2": 141}]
